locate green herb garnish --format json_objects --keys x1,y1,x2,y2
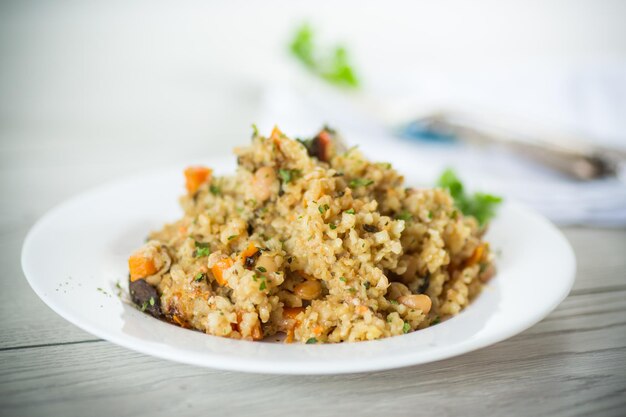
[
  {"x1": 194, "y1": 241, "x2": 210, "y2": 257},
  {"x1": 431, "y1": 316, "x2": 441, "y2": 325},
  {"x1": 306, "y1": 337, "x2": 318, "y2": 344},
  {"x1": 259, "y1": 281, "x2": 267, "y2": 291},
  {"x1": 194, "y1": 273, "x2": 206, "y2": 282},
  {"x1": 345, "y1": 208, "x2": 355, "y2": 215},
  {"x1": 437, "y1": 169, "x2": 502, "y2": 226},
  {"x1": 257, "y1": 266, "x2": 267, "y2": 273},
  {"x1": 339, "y1": 277, "x2": 347, "y2": 282},
  {"x1": 329, "y1": 223, "x2": 337, "y2": 230},
  {"x1": 278, "y1": 168, "x2": 300, "y2": 184},
  {"x1": 209, "y1": 184, "x2": 221, "y2": 195},
  {"x1": 395, "y1": 211, "x2": 412, "y2": 221},
  {"x1": 227, "y1": 235, "x2": 238, "y2": 241},
  {"x1": 289, "y1": 24, "x2": 359, "y2": 88},
  {"x1": 403, "y1": 322, "x2": 411, "y2": 333},
  {"x1": 348, "y1": 178, "x2": 374, "y2": 188},
  {"x1": 149, "y1": 297, "x2": 155, "y2": 306},
  {"x1": 251, "y1": 123, "x2": 259, "y2": 138},
  {"x1": 363, "y1": 282, "x2": 371, "y2": 289},
  {"x1": 318, "y1": 204, "x2": 330, "y2": 214},
  {"x1": 141, "y1": 301, "x2": 148, "y2": 311}
]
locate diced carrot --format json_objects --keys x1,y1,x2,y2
[
  {"x1": 283, "y1": 307, "x2": 304, "y2": 320},
  {"x1": 312, "y1": 325, "x2": 323, "y2": 336},
  {"x1": 128, "y1": 254, "x2": 157, "y2": 281},
  {"x1": 270, "y1": 126, "x2": 283, "y2": 142},
  {"x1": 184, "y1": 166, "x2": 212, "y2": 194},
  {"x1": 211, "y1": 258, "x2": 234, "y2": 286},
  {"x1": 466, "y1": 243, "x2": 485, "y2": 267},
  {"x1": 315, "y1": 130, "x2": 332, "y2": 162},
  {"x1": 172, "y1": 315, "x2": 190, "y2": 329},
  {"x1": 285, "y1": 327, "x2": 295, "y2": 344},
  {"x1": 240, "y1": 242, "x2": 259, "y2": 261}
]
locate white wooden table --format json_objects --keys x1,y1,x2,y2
[
  {"x1": 2, "y1": 129, "x2": 626, "y2": 416},
  {"x1": 2, "y1": 2, "x2": 626, "y2": 415}
]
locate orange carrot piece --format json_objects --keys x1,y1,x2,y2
[
  {"x1": 128, "y1": 254, "x2": 157, "y2": 281},
  {"x1": 240, "y1": 243, "x2": 259, "y2": 261},
  {"x1": 270, "y1": 126, "x2": 283, "y2": 142},
  {"x1": 466, "y1": 243, "x2": 485, "y2": 267},
  {"x1": 184, "y1": 166, "x2": 212, "y2": 194},
  {"x1": 211, "y1": 258, "x2": 234, "y2": 286}
]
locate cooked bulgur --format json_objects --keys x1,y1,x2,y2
[{"x1": 127, "y1": 127, "x2": 496, "y2": 343}]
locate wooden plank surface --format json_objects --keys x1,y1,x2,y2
[{"x1": 1, "y1": 224, "x2": 625, "y2": 416}]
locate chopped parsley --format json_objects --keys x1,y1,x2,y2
[
  {"x1": 140, "y1": 301, "x2": 148, "y2": 311},
  {"x1": 431, "y1": 316, "x2": 441, "y2": 325},
  {"x1": 348, "y1": 178, "x2": 374, "y2": 188},
  {"x1": 390, "y1": 300, "x2": 399, "y2": 305},
  {"x1": 209, "y1": 184, "x2": 221, "y2": 195},
  {"x1": 194, "y1": 273, "x2": 206, "y2": 282},
  {"x1": 437, "y1": 169, "x2": 502, "y2": 226},
  {"x1": 348, "y1": 287, "x2": 356, "y2": 294},
  {"x1": 251, "y1": 123, "x2": 259, "y2": 138},
  {"x1": 318, "y1": 204, "x2": 330, "y2": 214},
  {"x1": 259, "y1": 281, "x2": 267, "y2": 291},
  {"x1": 289, "y1": 24, "x2": 359, "y2": 89},
  {"x1": 306, "y1": 337, "x2": 318, "y2": 344},
  {"x1": 149, "y1": 297, "x2": 155, "y2": 306},
  {"x1": 227, "y1": 235, "x2": 238, "y2": 241},
  {"x1": 344, "y1": 208, "x2": 355, "y2": 215},
  {"x1": 363, "y1": 282, "x2": 371, "y2": 289},
  {"x1": 256, "y1": 266, "x2": 267, "y2": 273},
  {"x1": 194, "y1": 241, "x2": 210, "y2": 257},
  {"x1": 278, "y1": 168, "x2": 300, "y2": 184},
  {"x1": 329, "y1": 223, "x2": 337, "y2": 230},
  {"x1": 339, "y1": 277, "x2": 347, "y2": 282},
  {"x1": 395, "y1": 211, "x2": 412, "y2": 221},
  {"x1": 403, "y1": 322, "x2": 411, "y2": 333}
]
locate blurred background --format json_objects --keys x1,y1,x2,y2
[{"x1": 1, "y1": 0, "x2": 626, "y2": 226}]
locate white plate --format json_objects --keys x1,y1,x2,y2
[{"x1": 21, "y1": 157, "x2": 576, "y2": 375}]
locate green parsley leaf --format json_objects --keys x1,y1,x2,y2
[
  {"x1": 306, "y1": 337, "x2": 318, "y2": 344},
  {"x1": 348, "y1": 178, "x2": 374, "y2": 188},
  {"x1": 149, "y1": 297, "x2": 155, "y2": 306},
  {"x1": 345, "y1": 208, "x2": 355, "y2": 215},
  {"x1": 329, "y1": 223, "x2": 337, "y2": 230},
  {"x1": 437, "y1": 169, "x2": 503, "y2": 226},
  {"x1": 395, "y1": 211, "x2": 412, "y2": 221},
  {"x1": 363, "y1": 282, "x2": 371, "y2": 289},
  {"x1": 259, "y1": 281, "x2": 267, "y2": 291},
  {"x1": 251, "y1": 123, "x2": 259, "y2": 138},
  {"x1": 289, "y1": 24, "x2": 359, "y2": 89},
  {"x1": 141, "y1": 301, "x2": 148, "y2": 312},
  {"x1": 194, "y1": 273, "x2": 206, "y2": 282},
  {"x1": 318, "y1": 204, "x2": 330, "y2": 214},
  {"x1": 278, "y1": 168, "x2": 300, "y2": 184},
  {"x1": 256, "y1": 266, "x2": 267, "y2": 273},
  {"x1": 403, "y1": 322, "x2": 410, "y2": 333},
  {"x1": 339, "y1": 277, "x2": 347, "y2": 282},
  {"x1": 194, "y1": 241, "x2": 210, "y2": 258},
  {"x1": 227, "y1": 235, "x2": 238, "y2": 241},
  {"x1": 209, "y1": 184, "x2": 221, "y2": 195}
]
